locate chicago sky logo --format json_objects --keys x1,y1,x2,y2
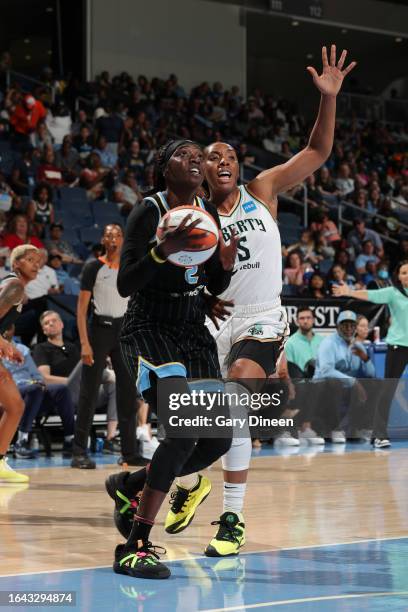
[{"x1": 243, "y1": 200, "x2": 257, "y2": 213}]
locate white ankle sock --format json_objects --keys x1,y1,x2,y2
[
  {"x1": 224, "y1": 482, "x2": 247, "y2": 514},
  {"x1": 17, "y1": 431, "x2": 29, "y2": 443},
  {"x1": 64, "y1": 435, "x2": 74, "y2": 442},
  {"x1": 176, "y1": 473, "x2": 199, "y2": 490}
]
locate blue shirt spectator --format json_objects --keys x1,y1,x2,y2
[
  {"x1": 314, "y1": 310, "x2": 375, "y2": 384},
  {"x1": 4, "y1": 341, "x2": 43, "y2": 387}
]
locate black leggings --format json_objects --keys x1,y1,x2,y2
[
  {"x1": 143, "y1": 377, "x2": 232, "y2": 493},
  {"x1": 373, "y1": 345, "x2": 408, "y2": 439}
]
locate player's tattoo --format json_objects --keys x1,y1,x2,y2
[{"x1": 0, "y1": 279, "x2": 24, "y2": 316}]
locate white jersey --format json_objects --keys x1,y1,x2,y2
[{"x1": 218, "y1": 185, "x2": 282, "y2": 306}]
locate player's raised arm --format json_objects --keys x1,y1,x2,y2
[{"x1": 248, "y1": 45, "x2": 356, "y2": 203}]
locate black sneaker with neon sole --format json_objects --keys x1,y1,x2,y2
[
  {"x1": 113, "y1": 543, "x2": 170, "y2": 579},
  {"x1": 105, "y1": 472, "x2": 141, "y2": 539}
]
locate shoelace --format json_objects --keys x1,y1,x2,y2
[
  {"x1": 210, "y1": 519, "x2": 242, "y2": 544},
  {"x1": 169, "y1": 488, "x2": 189, "y2": 513},
  {"x1": 136, "y1": 542, "x2": 167, "y2": 562}
]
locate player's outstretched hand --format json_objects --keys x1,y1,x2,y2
[
  {"x1": 332, "y1": 282, "x2": 350, "y2": 297},
  {"x1": 204, "y1": 295, "x2": 234, "y2": 330},
  {"x1": 218, "y1": 230, "x2": 238, "y2": 271},
  {"x1": 307, "y1": 45, "x2": 356, "y2": 97},
  {"x1": 158, "y1": 213, "x2": 203, "y2": 258}
]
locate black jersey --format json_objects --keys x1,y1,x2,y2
[
  {"x1": 118, "y1": 192, "x2": 232, "y2": 322},
  {"x1": 0, "y1": 273, "x2": 24, "y2": 334}
]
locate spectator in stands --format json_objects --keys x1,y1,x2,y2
[
  {"x1": 327, "y1": 263, "x2": 359, "y2": 290},
  {"x1": 373, "y1": 197, "x2": 400, "y2": 239},
  {"x1": 366, "y1": 261, "x2": 393, "y2": 289},
  {"x1": 314, "y1": 230, "x2": 336, "y2": 261},
  {"x1": 3, "y1": 214, "x2": 44, "y2": 249},
  {"x1": 316, "y1": 166, "x2": 339, "y2": 203},
  {"x1": 33, "y1": 310, "x2": 119, "y2": 452},
  {"x1": 236, "y1": 143, "x2": 255, "y2": 166},
  {"x1": 284, "y1": 307, "x2": 325, "y2": 445},
  {"x1": 45, "y1": 223, "x2": 82, "y2": 264},
  {"x1": 27, "y1": 182, "x2": 55, "y2": 238},
  {"x1": 71, "y1": 109, "x2": 91, "y2": 135},
  {"x1": 283, "y1": 251, "x2": 306, "y2": 287},
  {"x1": 113, "y1": 169, "x2": 142, "y2": 216},
  {"x1": 79, "y1": 152, "x2": 109, "y2": 200},
  {"x1": 334, "y1": 248, "x2": 356, "y2": 277},
  {"x1": 37, "y1": 146, "x2": 63, "y2": 186},
  {"x1": 32, "y1": 120, "x2": 53, "y2": 149},
  {"x1": 73, "y1": 124, "x2": 94, "y2": 160},
  {"x1": 93, "y1": 135, "x2": 117, "y2": 169},
  {"x1": 355, "y1": 240, "x2": 380, "y2": 276},
  {"x1": 55, "y1": 135, "x2": 79, "y2": 183},
  {"x1": 355, "y1": 161, "x2": 369, "y2": 188},
  {"x1": 48, "y1": 253, "x2": 70, "y2": 290},
  {"x1": 118, "y1": 139, "x2": 145, "y2": 181},
  {"x1": 335, "y1": 162, "x2": 355, "y2": 197},
  {"x1": 313, "y1": 310, "x2": 374, "y2": 442},
  {"x1": 301, "y1": 272, "x2": 329, "y2": 299},
  {"x1": 95, "y1": 104, "x2": 123, "y2": 154},
  {"x1": 3, "y1": 323, "x2": 75, "y2": 458},
  {"x1": 10, "y1": 94, "x2": 47, "y2": 150},
  {"x1": 46, "y1": 101, "x2": 72, "y2": 145},
  {"x1": 309, "y1": 208, "x2": 341, "y2": 248},
  {"x1": 347, "y1": 218, "x2": 384, "y2": 258},
  {"x1": 368, "y1": 185, "x2": 383, "y2": 213},
  {"x1": 10, "y1": 148, "x2": 39, "y2": 195},
  {"x1": 286, "y1": 229, "x2": 320, "y2": 265},
  {"x1": 304, "y1": 174, "x2": 323, "y2": 208}
]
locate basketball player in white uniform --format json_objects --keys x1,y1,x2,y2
[{"x1": 166, "y1": 45, "x2": 356, "y2": 556}]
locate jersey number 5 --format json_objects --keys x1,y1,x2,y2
[
  {"x1": 237, "y1": 236, "x2": 250, "y2": 262},
  {"x1": 185, "y1": 265, "x2": 199, "y2": 285}
]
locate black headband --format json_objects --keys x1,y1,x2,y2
[{"x1": 159, "y1": 139, "x2": 198, "y2": 172}]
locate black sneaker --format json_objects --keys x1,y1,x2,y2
[
  {"x1": 13, "y1": 440, "x2": 38, "y2": 459},
  {"x1": 62, "y1": 440, "x2": 73, "y2": 458},
  {"x1": 105, "y1": 471, "x2": 143, "y2": 539},
  {"x1": 71, "y1": 454, "x2": 96, "y2": 469},
  {"x1": 117, "y1": 455, "x2": 149, "y2": 467},
  {"x1": 103, "y1": 438, "x2": 121, "y2": 455},
  {"x1": 113, "y1": 543, "x2": 170, "y2": 579}
]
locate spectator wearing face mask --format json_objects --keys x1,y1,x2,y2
[{"x1": 366, "y1": 262, "x2": 393, "y2": 289}]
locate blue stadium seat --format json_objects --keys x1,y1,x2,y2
[
  {"x1": 58, "y1": 186, "x2": 88, "y2": 203},
  {"x1": 92, "y1": 201, "x2": 123, "y2": 226},
  {"x1": 280, "y1": 225, "x2": 302, "y2": 245},
  {"x1": 278, "y1": 212, "x2": 301, "y2": 227},
  {"x1": 80, "y1": 226, "x2": 102, "y2": 244}
]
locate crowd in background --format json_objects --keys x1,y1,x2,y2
[
  {"x1": 0, "y1": 65, "x2": 407, "y2": 301},
  {"x1": 0, "y1": 62, "x2": 407, "y2": 454}
]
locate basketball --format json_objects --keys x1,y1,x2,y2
[{"x1": 156, "y1": 205, "x2": 219, "y2": 267}]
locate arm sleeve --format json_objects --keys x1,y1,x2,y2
[
  {"x1": 366, "y1": 287, "x2": 395, "y2": 305},
  {"x1": 32, "y1": 344, "x2": 48, "y2": 367},
  {"x1": 203, "y1": 201, "x2": 233, "y2": 296},
  {"x1": 80, "y1": 260, "x2": 100, "y2": 292},
  {"x1": 117, "y1": 200, "x2": 162, "y2": 297}
]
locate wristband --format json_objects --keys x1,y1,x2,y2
[{"x1": 150, "y1": 247, "x2": 166, "y2": 264}]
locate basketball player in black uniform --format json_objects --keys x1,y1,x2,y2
[
  {"x1": 105, "y1": 139, "x2": 237, "y2": 579},
  {"x1": 0, "y1": 245, "x2": 40, "y2": 483}
]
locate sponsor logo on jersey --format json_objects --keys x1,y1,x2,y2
[
  {"x1": 243, "y1": 200, "x2": 257, "y2": 213},
  {"x1": 248, "y1": 323, "x2": 264, "y2": 336}
]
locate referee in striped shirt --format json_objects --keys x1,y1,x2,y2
[{"x1": 71, "y1": 223, "x2": 144, "y2": 469}]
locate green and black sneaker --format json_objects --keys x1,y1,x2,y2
[
  {"x1": 113, "y1": 543, "x2": 171, "y2": 579},
  {"x1": 105, "y1": 472, "x2": 141, "y2": 539},
  {"x1": 205, "y1": 511, "x2": 245, "y2": 557}
]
